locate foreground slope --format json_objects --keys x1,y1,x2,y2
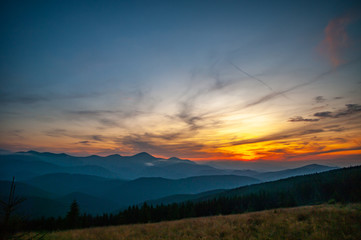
[{"x1": 26, "y1": 204, "x2": 361, "y2": 240}]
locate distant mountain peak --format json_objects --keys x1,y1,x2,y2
[
  {"x1": 106, "y1": 154, "x2": 122, "y2": 158},
  {"x1": 23, "y1": 150, "x2": 71, "y2": 158},
  {"x1": 133, "y1": 152, "x2": 155, "y2": 158},
  {"x1": 26, "y1": 150, "x2": 40, "y2": 154}
]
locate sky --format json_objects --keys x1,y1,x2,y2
[{"x1": 1, "y1": 0, "x2": 361, "y2": 164}]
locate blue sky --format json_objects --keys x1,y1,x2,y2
[{"x1": 1, "y1": 0, "x2": 361, "y2": 163}]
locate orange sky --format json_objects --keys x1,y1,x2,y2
[{"x1": 1, "y1": 2, "x2": 361, "y2": 164}]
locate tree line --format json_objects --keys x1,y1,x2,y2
[{"x1": 2, "y1": 166, "x2": 361, "y2": 234}]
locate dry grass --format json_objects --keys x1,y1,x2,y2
[{"x1": 24, "y1": 204, "x2": 361, "y2": 240}]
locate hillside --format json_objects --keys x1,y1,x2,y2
[
  {"x1": 148, "y1": 165, "x2": 361, "y2": 206},
  {"x1": 22, "y1": 204, "x2": 361, "y2": 240}
]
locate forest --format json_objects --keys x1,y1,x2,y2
[{"x1": 5, "y1": 166, "x2": 359, "y2": 234}]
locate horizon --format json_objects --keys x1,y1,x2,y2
[
  {"x1": 2, "y1": 148, "x2": 360, "y2": 171},
  {"x1": 1, "y1": 0, "x2": 361, "y2": 165}
]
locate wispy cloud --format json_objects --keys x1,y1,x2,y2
[
  {"x1": 119, "y1": 134, "x2": 205, "y2": 158},
  {"x1": 0, "y1": 92, "x2": 103, "y2": 105},
  {"x1": 286, "y1": 146, "x2": 361, "y2": 159},
  {"x1": 319, "y1": 11, "x2": 359, "y2": 67},
  {"x1": 227, "y1": 127, "x2": 325, "y2": 147},
  {"x1": 229, "y1": 61, "x2": 273, "y2": 91},
  {"x1": 65, "y1": 109, "x2": 143, "y2": 128}
]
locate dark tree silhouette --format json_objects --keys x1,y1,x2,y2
[
  {"x1": 0, "y1": 177, "x2": 25, "y2": 239},
  {"x1": 66, "y1": 200, "x2": 80, "y2": 229}
]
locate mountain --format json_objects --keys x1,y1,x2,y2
[
  {"x1": 1, "y1": 150, "x2": 339, "y2": 181},
  {"x1": 254, "y1": 164, "x2": 338, "y2": 181},
  {"x1": 150, "y1": 166, "x2": 360, "y2": 207},
  {"x1": 1, "y1": 151, "x2": 229, "y2": 179},
  {"x1": 0, "y1": 155, "x2": 120, "y2": 180},
  {"x1": 0, "y1": 180, "x2": 56, "y2": 199},
  {"x1": 26, "y1": 173, "x2": 259, "y2": 208},
  {"x1": 27, "y1": 173, "x2": 126, "y2": 196},
  {"x1": 102, "y1": 175, "x2": 260, "y2": 207},
  {"x1": 4, "y1": 174, "x2": 259, "y2": 217}
]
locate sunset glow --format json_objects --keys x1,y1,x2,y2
[{"x1": 1, "y1": 0, "x2": 360, "y2": 165}]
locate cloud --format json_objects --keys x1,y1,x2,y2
[
  {"x1": 314, "y1": 104, "x2": 361, "y2": 118},
  {"x1": 286, "y1": 146, "x2": 361, "y2": 159},
  {"x1": 44, "y1": 129, "x2": 68, "y2": 137},
  {"x1": 335, "y1": 104, "x2": 361, "y2": 117},
  {"x1": 314, "y1": 111, "x2": 333, "y2": 118},
  {"x1": 242, "y1": 65, "x2": 343, "y2": 108},
  {"x1": 229, "y1": 61, "x2": 273, "y2": 91},
  {"x1": 98, "y1": 118, "x2": 120, "y2": 127},
  {"x1": 66, "y1": 109, "x2": 145, "y2": 128},
  {"x1": 0, "y1": 95, "x2": 49, "y2": 104},
  {"x1": 144, "y1": 132, "x2": 184, "y2": 141},
  {"x1": 288, "y1": 116, "x2": 319, "y2": 122},
  {"x1": 228, "y1": 127, "x2": 326, "y2": 147},
  {"x1": 320, "y1": 12, "x2": 359, "y2": 67},
  {"x1": 92, "y1": 135, "x2": 103, "y2": 142},
  {"x1": 120, "y1": 134, "x2": 205, "y2": 157},
  {"x1": 44, "y1": 128, "x2": 106, "y2": 143},
  {"x1": 314, "y1": 96, "x2": 326, "y2": 103},
  {"x1": 0, "y1": 92, "x2": 103, "y2": 105}
]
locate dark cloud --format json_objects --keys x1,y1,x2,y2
[
  {"x1": 92, "y1": 135, "x2": 103, "y2": 142},
  {"x1": 302, "y1": 129, "x2": 324, "y2": 134},
  {"x1": 0, "y1": 92, "x2": 103, "y2": 105},
  {"x1": 329, "y1": 127, "x2": 346, "y2": 132},
  {"x1": 78, "y1": 141, "x2": 91, "y2": 145},
  {"x1": 176, "y1": 101, "x2": 205, "y2": 131},
  {"x1": 288, "y1": 116, "x2": 319, "y2": 122},
  {"x1": 44, "y1": 129, "x2": 67, "y2": 137},
  {"x1": 98, "y1": 118, "x2": 119, "y2": 127},
  {"x1": 314, "y1": 111, "x2": 333, "y2": 118},
  {"x1": 0, "y1": 95, "x2": 49, "y2": 104},
  {"x1": 323, "y1": 125, "x2": 340, "y2": 129},
  {"x1": 335, "y1": 104, "x2": 361, "y2": 117},
  {"x1": 268, "y1": 149, "x2": 289, "y2": 154},
  {"x1": 314, "y1": 104, "x2": 361, "y2": 118},
  {"x1": 314, "y1": 96, "x2": 326, "y2": 103},
  {"x1": 330, "y1": 137, "x2": 348, "y2": 143},
  {"x1": 144, "y1": 132, "x2": 183, "y2": 141}
]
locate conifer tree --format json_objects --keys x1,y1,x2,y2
[{"x1": 65, "y1": 200, "x2": 80, "y2": 229}]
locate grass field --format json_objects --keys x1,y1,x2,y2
[{"x1": 24, "y1": 204, "x2": 361, "y2": 240}]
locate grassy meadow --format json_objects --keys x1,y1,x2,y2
[{"x1": 23, "y1": 203, "x2": 361, "y2": 240}]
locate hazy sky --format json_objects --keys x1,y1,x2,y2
[{"x1": 1, "y1": 0, "x2": 361, "y2": 163}]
